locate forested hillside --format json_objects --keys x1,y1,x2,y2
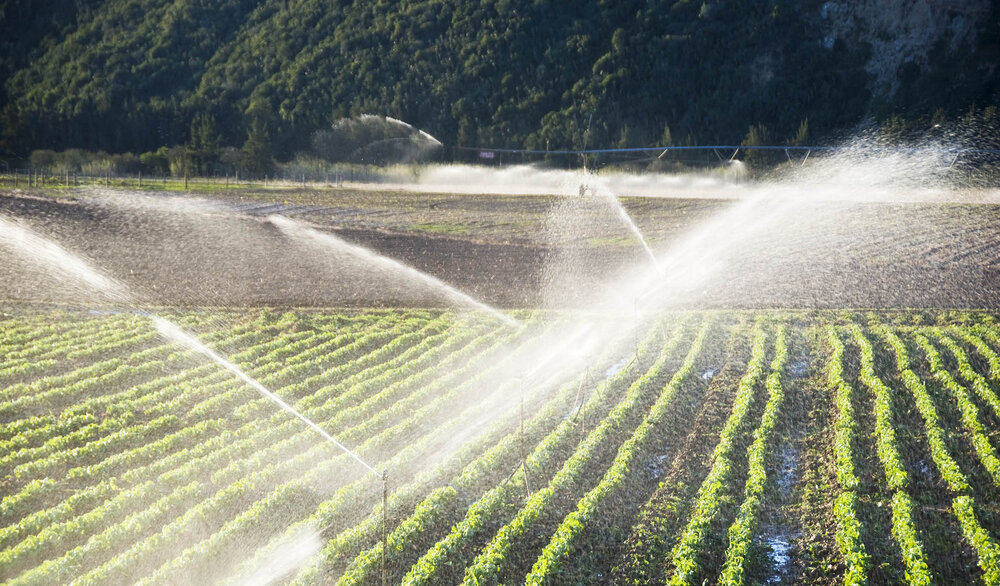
[{"x1": 1, "y1": 0, "x2": 997, "y2": 162}]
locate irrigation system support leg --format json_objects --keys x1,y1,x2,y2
[
  {"x1": 728, "y1": 148, "x2": 741, "y2": 162},
  {"x1": 382, "y1": 469, "x2": 389, "y2": 586},
  {"x1": 801, "y1": 149, "x2": 811, "y2": 166},
  {"x1": 517, "y1": 376, "x2": 532, "y2": 498}
]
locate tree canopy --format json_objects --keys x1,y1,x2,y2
[{"x1": 1, "y1": 0, "x2": 997, "y2": 160}]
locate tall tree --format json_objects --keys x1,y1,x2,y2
[
  {"x1": 187, "y1": 112, "x2": 221, "y2": 175},
  {"x1": 240, "y1": 117, "x2": 274, "y2": 178}
]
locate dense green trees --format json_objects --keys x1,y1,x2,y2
[{"x1": 1, "y1": 0, "x2": 997, "y2": 162}]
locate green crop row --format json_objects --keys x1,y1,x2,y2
[
  {"x1": 133, "y1": 319, "x2": 546, "y2": 586},
  {"x1": 850, "y1": 325, "x2": 931, "y2": 586},
  {"x1": 887, "y1": 327, "x2": 1000, "y2": 583},
  {"x1": 66, "y1": 316, "x2": 513, "y2": 584},
  {"x1": 461, "y1": 319, "x2": 690, "y2": 585},
  {"x1": 146, "y1": 317, "x2": 524, "y2": 584},
  {"x1": 0, "y1": 313, "x2": 436, "y2": 579},
  {"x1": 876, "y1": 327, "x2": 969, "y2": 493},
  {"x1": 398, "y1": 318, "x2": 680, "y2": 586},
  {"x1": 718, "y1": 325, "x2": 788, "y2": 586},
  {"x1": 526, "y1": 319, "x2": 712, "y2": 584},
  {"x1": 825, "y1": 327, "x2": 869, "y2": 585},
  {"x1": 57, "y1": 327, "x2": 469, "y2": 583},
  {"x1": 914, "y1": 332, "x2": 1000, "y2": 487},
  {"x1": 667, "y1": 323, "x2": 768, "y2": 586},
  {"x1": 942, "y1": 330, "x2": 1000, "y2": 421}
]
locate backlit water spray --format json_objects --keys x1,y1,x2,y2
[
  {"x1": 152, "y1": 315, "x2": 380, "y2": 476},
  {"x1": 591, "y1": 184, "x2": 658, "y2": 265},
  {"x1": 0, "y1": 213, "x2": 131, "y2": 302},
  {"x1": 0, "y1": 207, "x2": 385, "y2": 579},
  {"x1": 267, "y1": 214, "x2": 521, "y2": 328}
]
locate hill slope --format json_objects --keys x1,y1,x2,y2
[{"x1": 1, "y1": 0, "x2": 997, "y2": 159}]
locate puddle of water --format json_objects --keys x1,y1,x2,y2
[
  {"x1": 762, "y1": 531, "x2": 800, "y2": 583},
  {"x1": 762, "y1": 441, "x2": 802, "y2": 583},
  {"x1": 605, "y1": 357, "x2": 628, "y2": 378},
  {"x1": 789, "y1": 360, "x2": 809, "y2": 378}
]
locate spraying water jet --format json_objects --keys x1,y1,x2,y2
[
  {"x1": 0, "y1": 213, "x2": 132, "y2": 303},
  {"x1": 152, "y1": 315, "x2": 381, "y2": 477},
  {"x1": 267, "y1": 215, "x2": 522, "y2": 328}
]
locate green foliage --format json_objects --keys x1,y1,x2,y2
[
  {"x1": 668, "y1": 323, "x2": 769, "y2": 585},
  {"x1": 239, "y1": 116, "x2": 273, "y2": 178},
  {"x1": 187, "y1": 112, "x2": 221, "y2": 175},
  {"x1": 7, "y1": 310, "x2": 1000, "y2": 585},
  {"x1": 825, "y1": 327, "x2": 870, "y2": 584},
  {"x1": 3, "y1": 0, "x2": 995, "y2": 160},
  {"x1": 718, "y1": 326, "x2": 787, "y2": 586}
]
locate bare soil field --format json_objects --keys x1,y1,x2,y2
[{"x1": 3, "y1": 187, "x2": 1000, "y2": 308}]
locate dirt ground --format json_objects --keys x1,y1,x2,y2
[{"x1": 3, "y1": 188, "x2": 1000, "y2": 309}]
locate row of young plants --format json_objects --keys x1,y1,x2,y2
[
  {"x1": 849, "y1": 325, "x2": 932, "y2": 585},
  {"x1": 879, "y1": 326, "x2": 1000, "y2": 583},
  {"x1": 603, "y1": 320, "x2": 752, "y2": 584},
  {"x1": 0, "y1": 310, "x2": 250, "y2": 395},
  {"x1": 293, "y1": 315, "x2": 597, "y2": 580},
  {"x1": 131, "y1": 315, "x2": 534, "y2": 585},
  {"x1": 0, "y1": 309, "x2": 358, "y2": 449},
  {"x1": 0, "y1": 311, "x2": 92, "y2": 354},
  {"x1": 913, "y1": 332, "x2": 1000, "y2": 487},
  {"x1": 0, "y1": 312, "x2": 444, "y2": 580},
  {"x1": 113, "y1": 316, "x2": 546, "y2": 586},
  {"x1": 328, "y1": 324, "x2": 683, "y2": 584},
  {"x1": 524, "y1": 319, "x2": 714, "y2": 584},
  {"x1": 458, "y1": 319, "x2": 695, "y2": 585},
  {"x1": 0, "y1": 314, "x2": 139, "y2": 371},
  {"x1": 0, "y1": 318, "x2": 367, "y2": 506},
  {"x1": 666, "y1": 323, "x2": 769, "y2": 585},
  {"x1": 55, "y1": 310, "x2": 516, "y2": 580},
  {"x1": 7, "y1": 311, "x2": 1000, "y2": 583},
  {"x1": 0, "y1": 321, "x2": 387, "y2": 577},
  {"x1": 716, "y1": 325, "x2": 789, "y2": 586},
  {"x1": 0, "y1": 315, "x2": 149, "y2": 384},
  {"x1": 824, "y1": 327, "x2": 870, "y2": 584},
  {"x1": 944, "y1": 329, "x2": 1000, "y2": 421},
  {"x1": 27, "y1": 318, "x2": 470, "y2": 572}
]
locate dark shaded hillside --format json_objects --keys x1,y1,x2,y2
[{"x1": 1, "y1": 0, "x2": 997, "y2": 159}]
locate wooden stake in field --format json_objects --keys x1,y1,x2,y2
[
  {"x1": 382, "y1": 469, "x2": 389, "y2": 586},
  {"x1": 519, "y1": 376, "x2": 532, "y2": 498}
]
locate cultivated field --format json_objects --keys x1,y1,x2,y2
[
  {"x1": 5, "y1": 188, "x2": 1000, "y2": 308},
  {"x1": 2, "y1": 308, "x2": 1000, "y2": 584}
]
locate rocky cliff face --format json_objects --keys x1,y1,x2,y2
[{"x1": 819, "y1": 0, "x2": 990, "y2": 96}]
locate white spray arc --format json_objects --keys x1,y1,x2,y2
[
  {"x1": 152, "y1": 315, "x2": 380, "y2": 476},
  {"x1": 267, "y1": 214, "x2": 522, "y2": 328},
  {"x1": 384, "y1": 115, "x2": 444, "y2": 146},
  {"x1": 582, "y1": 177, "x2": 658, "y2": 265},
  {"x1": 0, "y1": 210, "x2": 381, "y2": 480},
  {"x1": 0, "y1": 213, "x2": 131, "y2": 303}
]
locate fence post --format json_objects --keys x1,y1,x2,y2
[{"x1": 138, "y1": 171, "x2": 142, "y2": 188}]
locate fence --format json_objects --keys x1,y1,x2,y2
[{"x1": 0, "y1": 165, "x2": 393, "y2": 191}]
